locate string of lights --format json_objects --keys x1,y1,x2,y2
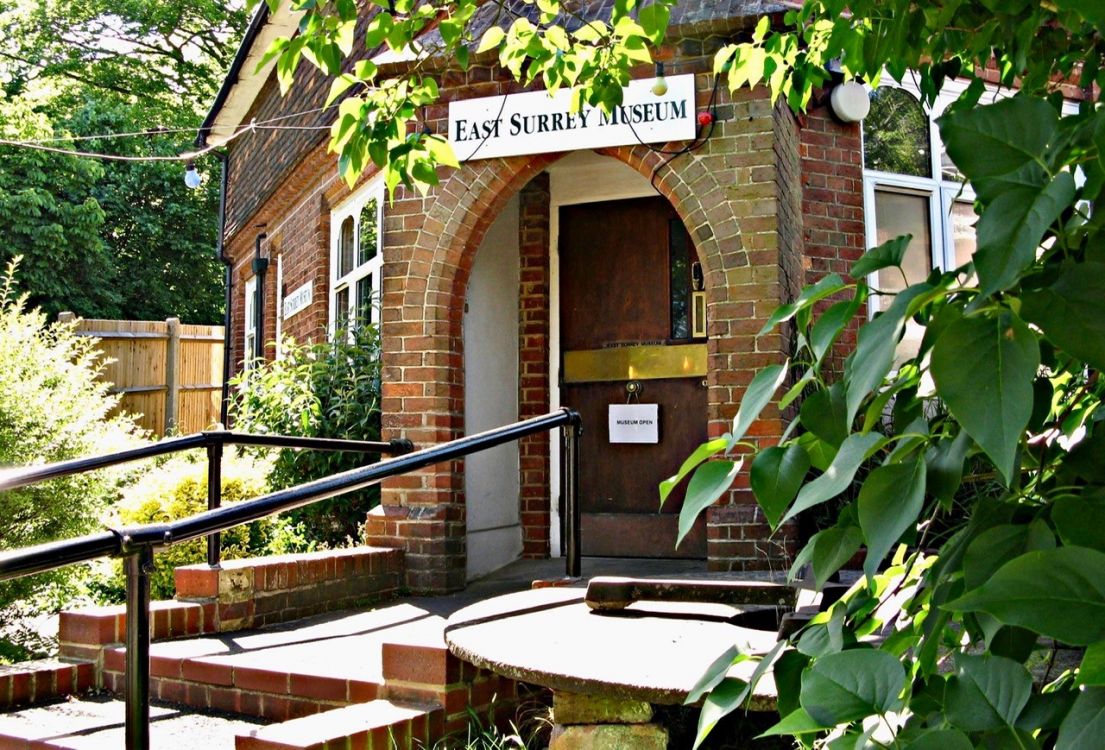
[{"x1": 0, "y1": 103, "x2": 338, "y2": 163}]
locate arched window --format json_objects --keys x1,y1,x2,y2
[
  {"x1": 331, "y1": 181, "x2": 384, "y2": 333},
  {"x1": 861, "y1": 83, "x2": 979, "y2": 326},
  {"x1": 863, "y1": 87, "x2": 932, "y2": 177}
]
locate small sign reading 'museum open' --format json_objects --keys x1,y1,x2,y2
[{"x1": 448, "y1": 75, "x2": 697, "y2": 162}]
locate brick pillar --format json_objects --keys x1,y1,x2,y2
[{"x1": 517, "y1": 174, "x2": 552, "y2": 558}]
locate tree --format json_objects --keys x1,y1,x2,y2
[
  {"x1": 0, "y1": 0, "x2": 247, "y2": 107},
  {"x1": 0, "y1": 1, "x2": 245, "y2": 323},
  {"x1": 260, "y1": 0, "x2": 1105, "y2": 745},
  {"x1": 0, "y1": 92, "x2": 121, "y2": 319}
]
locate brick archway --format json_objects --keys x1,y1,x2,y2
[{"x1": 367, "y1": 89, "x2": 802, "y2": 590}]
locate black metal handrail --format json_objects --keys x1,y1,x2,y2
[
  {"x1": 0, "y1": 408, "x2": 582, "y2": 749},
  {"x1": 0, "y1": 429, "x2": 415, "y2": 569}
]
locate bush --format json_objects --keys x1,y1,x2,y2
[
  {"x1": 230, "y1": 325, "x2": 383, "y2": 547},
  {"x1": 113, "y1": 452, "x2": 313, "y2": 599},
  {"x1": 0, "y1": 260, "x2": 144, "y2": 659}
]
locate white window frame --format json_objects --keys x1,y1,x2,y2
[
  {"x1": 243, "y1": 276, "x2": 258, "y2": 370},
  {"x1": 329, "y1": 178, "x2": 384, "y2": 335},
  {"x1": 861, "y1": 76, "x2": 980, "y2": 317},
  {"x1": 861, "y1": 76, "x2": 1081, "y2": 314}
]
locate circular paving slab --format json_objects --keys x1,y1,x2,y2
[{"x1": 444, "y1": 587, "x2": 780, "y2": 708}]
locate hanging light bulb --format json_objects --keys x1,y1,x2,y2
[
  {"x1": 184, "y1": 161, "x2": 202, "y2": 189},
  {"x1": 651, "y1": 62, "x2": 668, "y2": 97}
]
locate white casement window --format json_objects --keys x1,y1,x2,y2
[
  {"x1": 329, "y1": 179, "x2": 384, "y2": 334},
  {"x1": 861, "y1": 78, "x2": 983, "y2": 359},
  {"x1": 861, "y1": 79, "x2": 979, "y2": 309},
  {"x1": 243, "y1": 276, "x2": 258, "y2": 370}
]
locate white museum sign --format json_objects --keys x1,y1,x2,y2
[
  {"x1": 282, "y1": 281, "x2": 312, "y2": 321},
  {"x1": 448, "y1": 75, "x2": 697, "y2": 162},
  {"x1": 608, "y1": 404, "x2": 660, "y2": 444}
]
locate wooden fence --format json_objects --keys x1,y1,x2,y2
[{"x1": 59, "y1": 314, "x2": 225, "y2": 436}]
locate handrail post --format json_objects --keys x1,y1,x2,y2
[
  {"x1": 206, "y1": 439, "x2": 223, "y2": 567},
  {"x1": 563, "y1": 416, "x2": 581, "y2": 578},
  {"x1": 124, "y1": 546, "x2": 154, "y2": 750}
]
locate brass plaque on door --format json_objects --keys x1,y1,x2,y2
[{"x1": 563, "y1": 343, "x2": 707, "y2": 384}]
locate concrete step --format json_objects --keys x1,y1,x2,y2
[
  {"x1": 235, "y1": 699, "x2": 443, "y2": 750},
  {"x1": 100, "y1": 603, "x2": 447, "y2": 722},
  {"x1": 0, "y1": 694, "x2": 264, "y2": 749}
]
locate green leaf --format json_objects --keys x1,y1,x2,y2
[
  {"x1": 903, "y1": 729, "x2": 973, "y2": 750},
  {"x1": 1022, "y1": 261, "x2": 1105, "y2": 372},
  {"x1": 659, "y1": 436, "x2": 729, "y2": 505},
  {"x1": 637, "y1": 3, "x2": 670, "y2": 45},
  {"x1": 844, "y1": 283, "x2": 932, "y2": 423},
  {"x1": 1053, "y1": 0, "x2": 1105, "y2": 27},
  {"x1": 810, "y1": 293, "x2": 864, "y2": 365},
  {"x1": 758, "y1": 708, "x2": 832, "y2": 737},
  {"x1": 926, "y1": 429, "x2": 972, "y2": 508},
  {"x1": 858, "y1": 459, "x2": 926, "y2": 578},
  {"x1": 963, "y1": 525, "x2": 1030, "y2": 590},
  {"x1": 930, "y1": 312, "x2": 1040, "y2": 484},
  {"x1": 945, "y1": 653, "x2": 1032, "y2": 731},
  {"x1": 692, "y1": 678, "x2": 747, "y2": 749},
  {"x1": 750, "y1": 444, "x2": 810, "y2": 529},
  {"x1": 851, "y1": 234, "x2": 911, "y2": 279},
  {"x1": 799, "y1": 649, "x2": 905, "y2": 726},
  {"x1": 938, "y1": 97, "x2": 1059, "y2": 188},
  {"x1": 678, "y1": 460, "x2": 743, "y2": 548},
  {"x1": 731, "y1": 362, "x2": 788, "y2": 444},
  {"x1": 1078, "y1": 642, "x2": 1105, "y2": 686},
  {"x1": 1053, "y1": 493, "x2": 1105, "y2": 554},
  {"x1": 783, "y1": 432, "x2": 884, "y2": 524},
  {"x1": 947, "y1": 546, "x2": 1105, "y2": 645},
  {"x1": 758, "y1": 275, "x2": 847, "y2": 337},
  {"x1": 685, "y1": 644, "x2": 744, "y2": 705},
  {"x1": 806, "y1": 526, "x2": 863, "y2": 590},
  {"x1": 1057, "y1": 687, "x2": 1105, "y2": 750},
  {"x1": 773, "y1": 650, "x2": 809, "y2": 717},
  {"x1": 974, "y1": 172, "x2": 1075, "y2": 296},
  {"x1": 476, "y1": 25, "x2": 505, "y2": 54},
  {"x1": 799, "y1": 382, "x2": 849, "y2": 447}
]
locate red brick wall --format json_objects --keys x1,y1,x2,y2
[
  {"x1": 517, "y1": 174, "x2": 552, "y2": 558},
  {"x1": 218, "y1": 36, "x2": 874, "y2": 591}
]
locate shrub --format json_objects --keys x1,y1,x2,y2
[
  {"x1": 0, "y1": 260, "x2": 144, "y2": 659},
  {"x1": 113, "y1": 452, "x2": 312, "y2": 599},
  {"x1": 230, "y1": 325, "x2": 383, "y2": 547}
]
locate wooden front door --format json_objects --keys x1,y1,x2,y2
[{"x1": 559, "y1": 197, "x2": 707, "y2": 558}]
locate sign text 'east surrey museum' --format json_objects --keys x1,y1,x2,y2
[{"x1": 448, "y1": 75, "x2": 697, "y2": 162}]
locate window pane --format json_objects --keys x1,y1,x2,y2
[
  {"x1": 335, "y1": 287, "x2": 350, "y2": 331},
  {"x1": 338, "y1": 216, "x2": 355, "y2": 277},
  {"x1": 873, "y1": 191, "x2": 932, "y2": 310},
  {"x1": 358, "y1": 197, "x2": 379, "y2": 265},
  {"x1": 940, "y1": 149, "x2": 965, "y2": 183},
  {"x1": 863, "y1": 88, "x2": 932, "y2": 178},
  {"x1": 668, "y1": 219, "x2": 691, "y2": 340},
  {"x1": 356, "y1": 275, "x2": 373, "y2": 326},
  {"x1": 950, "y1": 200, "x2": 977, "y2": 271}
]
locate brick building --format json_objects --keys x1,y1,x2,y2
[{"x1": 199, "y1": 1, "x2": 963, "y2": 593}]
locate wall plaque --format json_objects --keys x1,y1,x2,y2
[{"x1": 449, "y1": 75, "x2": 697, "y2": 162}]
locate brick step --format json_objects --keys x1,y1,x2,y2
[
  {"x1": 0, "y1": 659, "x2": 95, "y2": 711},
  {"x1": 102, "y1": 645, "x2": 383, "y2": 722},
  {"x1": 236, "y1": 699, "x2": 442, "y2": 750}
]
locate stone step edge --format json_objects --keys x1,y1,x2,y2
[
  {"x1": 101, "y1": 646, "x2": 384, "y2": 723},
  {"x1": 235, "y1": 699, "x2": 444, "y2": 750},
  {"x1": 0, "y1": 659, "x2": 96, "y2": 711}
]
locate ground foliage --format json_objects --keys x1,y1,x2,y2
[
  {"x1": 230, "y1": 326, "x2": 384, "y2": 548},
  {"x1": 0, "y1": 260, "x2": 144, "y2": 659},
  {"x1": 255, "y1": 0, "x2": 1103, "y2": 745}
]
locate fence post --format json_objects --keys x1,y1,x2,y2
[
  {"x1": 206, "y1": 439, "x2": 223, "y2": 567},
  {"x1": 58, "y1": 311, "x2": 76, "y2": 325},
  {"x1": 164, "y1": 318, "x2": 181, "y2": 435},
  {"x1": 124, "y1": 546, "x2": 153, "y2": 750}
]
